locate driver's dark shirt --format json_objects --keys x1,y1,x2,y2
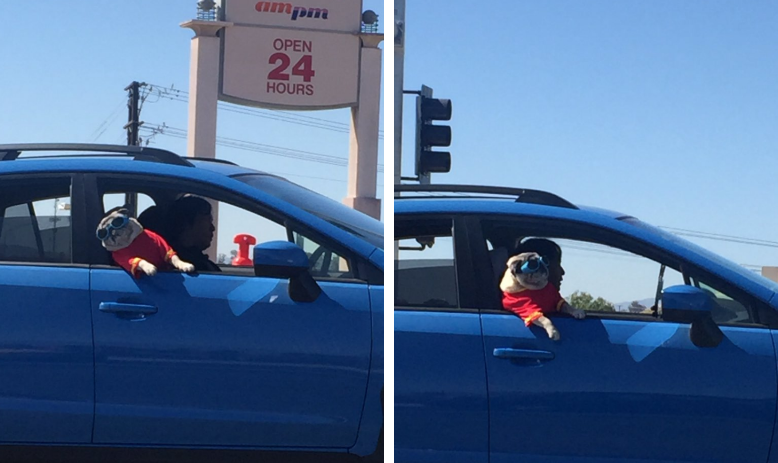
[{"x1": 173, "y1": 245, "x2": 221, "y2": 272}]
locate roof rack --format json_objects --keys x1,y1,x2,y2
[
  {"x1": 188, "y1": 157, "x2": 238, "y2": 166},
  {"x1": 0, "y1": 143, "x2": 194, "y2": 167},
  {"x1": 395, "y1": 184, "x2": 578, "y2": 209}
]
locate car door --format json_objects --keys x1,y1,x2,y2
[
  {"x1": 474, "y1": 216, "x2": 777, "y2": 463},
  {"x1": 87, "y1": 178, "x2": 372, "y2": 448},
  {"x1": 0, "y1": 175, "x2": 93, "y2": 443},
  {"x1": 394, "y1": 216, "x2": 489, "y2": 463}
]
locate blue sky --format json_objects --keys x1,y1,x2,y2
[
  {"x1": 0, "y1": 0, "x2": 384, "y2": 257},
  {"x1": 400, "y1": 1, "x2": 778, "y2": 303}
]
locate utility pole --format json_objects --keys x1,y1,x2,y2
[
  {"x1": 124, "y1": 81, "x2": 146, "y2": 215},
  {"x1": 124, "y1": 81, "x2": 145, "y2": 146}
]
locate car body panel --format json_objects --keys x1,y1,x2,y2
[
  {"x1": 90, "y1": 268, "x2": 372, "y2": 447},
  {"x1": 349, "y1": 284, "x2": 385, "y2": 457},
  {"x1": 482, "y1": 314, "x2": 777, "y2": 463},
  {"x1": 369, "y1": 248, "x2": 384, "y2": 271},
  {"x1": 0, "y1": 265, "x2": 93, "y2": 443},
  {"x1": 395, "y1": 310, "x2": 489, "y2": 463}
]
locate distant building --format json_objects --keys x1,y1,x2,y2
[
  {"x1": 627, "y1": 301, "x2": 647, "y2": 313},
  {"x1": 762, "y1": 267, "x2": 778, "y2": 283}
]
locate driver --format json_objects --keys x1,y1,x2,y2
[{"x1": 166, "y1": 195, "x2": 221, "y2": 272}]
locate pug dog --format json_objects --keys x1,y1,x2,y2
[
  {"x1": 500, "y1": 252, "x2": 585, "y2": 340},
  {"x1": 96, "y1": 207, "x2": 195, "y2": 278}
]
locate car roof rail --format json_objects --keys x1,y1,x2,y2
[
  {"x1": 0, "y1": 143, "x2": 194, "y2": 167},
  {"x1": 188, "y1": 157, "x2": 238, "y2": 166},
  {"x1": 395, "y1": 184, "x2": 578, "y2": 209}
]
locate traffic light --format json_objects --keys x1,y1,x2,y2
[{"x1": 415, "y1": 85, "x2": 452, "y2": 184}]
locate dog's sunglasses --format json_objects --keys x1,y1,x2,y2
[
  {"x1": 96, "y1": 215, "x2": 129, "y2": 241},
  {"x1": 519, "y1": 256, "x2": 549, "y2": 274}
]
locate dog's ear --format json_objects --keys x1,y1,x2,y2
[{"x1": 506, "y1": 255, "x2": 522, "y2": 268}]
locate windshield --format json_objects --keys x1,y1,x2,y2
[
  {"x1": 624, "y1": 218, "x2": 778, "y2": 294},
  {"x1": 234, "y1": 174, "x2": 383, "y2": 249}
]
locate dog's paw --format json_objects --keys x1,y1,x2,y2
[
  {"x1": 546, "y1": 326, "x2": 560, "y2": 341},
  {"x1": 571, "y1": 308, "x2": 586, "y2": 319},
  {"x1": 177, "y1": 262, "x2": 196, "y2": 273},
  {"x1": 170, "y1": 255, "x2": 196, "y2": 273},
  {"x1": 137, "y1": 260, "x2": 157, "y2": 276}
]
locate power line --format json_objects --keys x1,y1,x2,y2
[
  {"x1": 140, "y1": 126, "x2": 384, "y2": 187},
  {"x1": 658, "y1": 226, "x2": 778, "y2": 249},
  {"x1": 90, "y1": 99, "x2": 126, "y2": 142},
  {"x1": 139, "y1": 123, "x2": 384, "y2": 173},
  {"x1": 551, "y1": 236, "x2": 777, "y2": 268},
  {"x1": 144, "y1": 83, "x2": 384, "y2": 139}
]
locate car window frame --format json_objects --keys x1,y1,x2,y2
[
  {"x1": 84, "y1": 172, "x2": 379, "y2": 285},
  {"x1": 0, "y1": 172, "x2": 90, "y2": 267},
  {"x1": 395, "y1": 214, "x2": 485, "y2": 313},
  {"x1": 468, "y1": 213, "x2": 776, "y2": 329}
]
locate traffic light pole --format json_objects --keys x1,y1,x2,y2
[{"x1": 394, "y1": 0, "x2": 405, "y2": 189}]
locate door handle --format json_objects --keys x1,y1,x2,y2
[
  {"x1": 99, "y1": 302, "x2": 158, "y2": 315},
  {"x1": 493, "y1": 348, "x2": 554, "y2": 361}
]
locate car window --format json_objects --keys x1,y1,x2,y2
[
  {"x1": 625, "y1": 218, "x2": 778, "y2": 294},
  {"x1": 206, "y1": 200, "x2": 355, "y2": 279},
  {"x1": 692, "y1": 278, "x2": 753, "y2": 324},
  {"x1": 0, "y1": 178, "x2": 72, "y2": 264},
  {"x1": 103, "y1": 193, "x2": 155, "y2": 215},
  {"x1": 96, "y1": 180, "x2": 356, "y2": 280},
  {"x1": 555, "y1": 238, "x2": 756, "y2": 324},
  {"x1": 234, "y1": 174, "x2": 383, "y2": 249},
  {"x1": 482, "y1": 220, "x2": 757, "y2": 325},
  {"x1": 292, "y1": 231, "x2": 353, "y2": 279},
  {"x1": 395, "y1": 219, "x2": 458, "y2": 309},
  {"x1": 552, "y1": 238, "x2": 685, "y2": 315}
]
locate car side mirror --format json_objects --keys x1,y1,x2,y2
[
  {"x1": 662, "y1": 285, "x2": 723, "y2": 348},
  {"x1": 253, "y1": 241, "x2": 321, "y2": 303}
]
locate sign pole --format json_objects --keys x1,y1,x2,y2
[
  {"x1": 180, "y1": 20, "x2": 231, "y2": 160},
  {"x1": 181, "y1": 18, "x2": 231, "y2": 261},
  {"x1": 344, "y1": 34, "x2": 383, "y2": 220}
]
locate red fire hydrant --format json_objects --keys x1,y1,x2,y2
[{"x1": 232, "y1": 233, "x2": 256, "y2": 266}]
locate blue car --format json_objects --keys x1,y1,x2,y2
[
  {"x1": 395, "y1": 184, "x2": 778, "y2": 463},
  {"x1": 0, "y1": 144, "x2": 383, "y2": 462}
]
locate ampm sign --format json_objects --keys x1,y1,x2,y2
[
  {"x1": 255, "y1": 2, "x2": 329, "y2": 21},
  {"x1": 220, "y1": 0, "x2": 363, "y2": 109},
  {"x1": 224, "y1": 0, "x2": 361, "y2": 33}
]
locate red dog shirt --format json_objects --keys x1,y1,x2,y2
[
  {"x1": 502, "y1": 284, "x2": 566, "y2": 326},
  {"x1": 112, "y1": 229, "x2": 176, "y2": 278}
]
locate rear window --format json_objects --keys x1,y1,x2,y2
[{"x1": 0, "y1": 178, "x2": 72, "y2": 264}]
